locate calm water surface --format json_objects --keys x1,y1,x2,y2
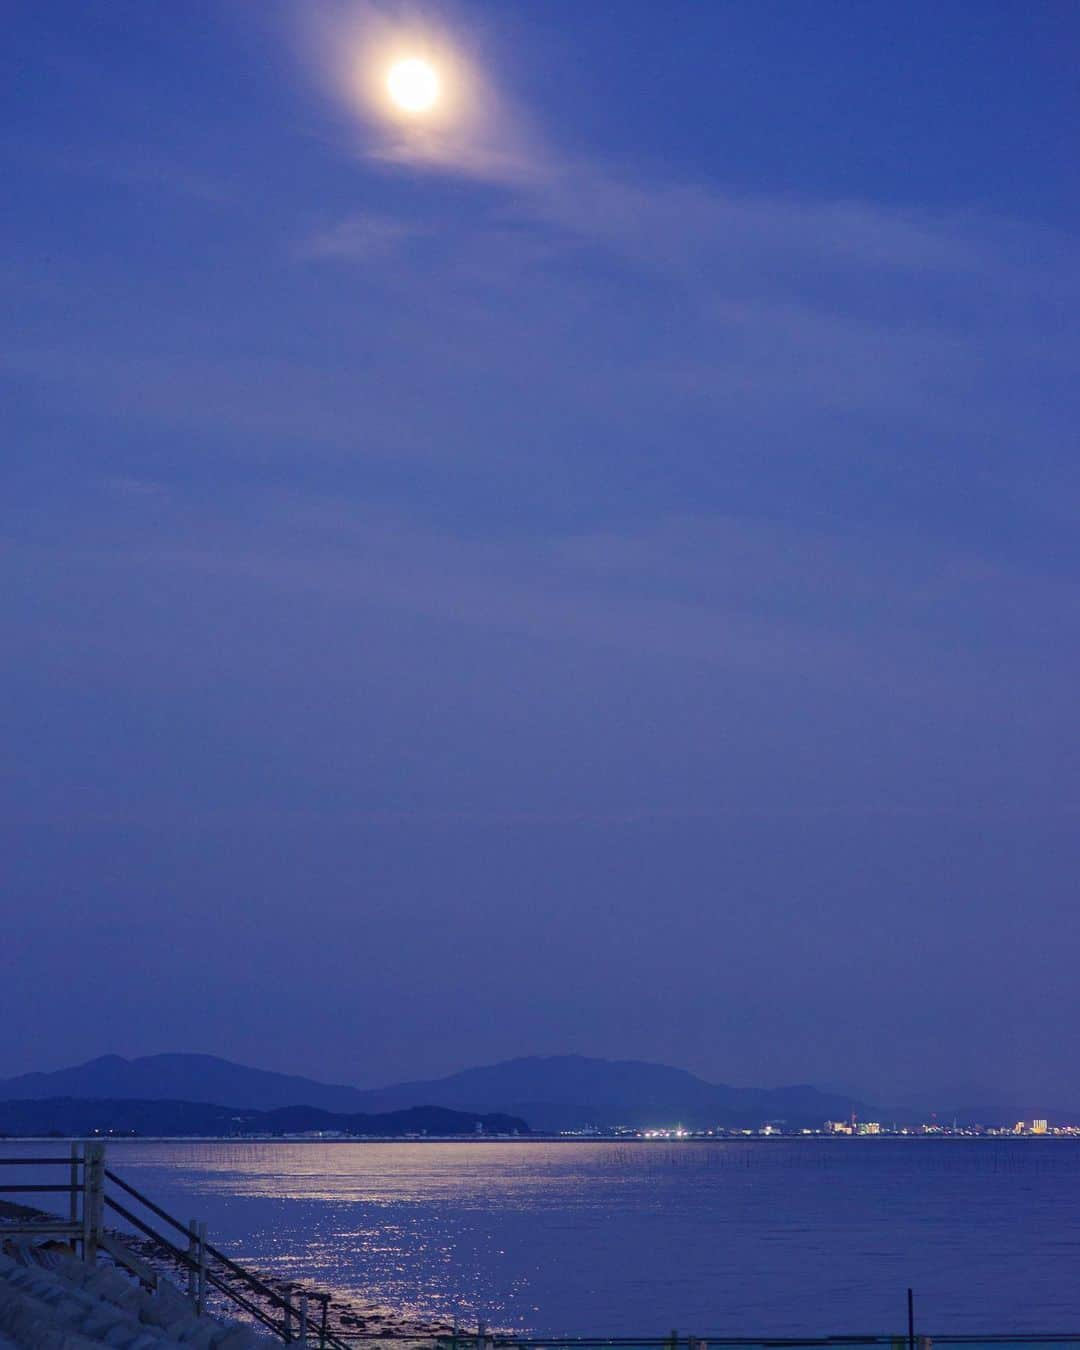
[{"x1": 8, "y1": 1139, "x2": 1080, "y2": 1336}]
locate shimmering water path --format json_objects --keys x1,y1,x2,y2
[{"x1": 8, "y1": 1140, "x2": 1080, "y2": 1336}]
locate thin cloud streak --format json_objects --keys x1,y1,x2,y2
[
  {"x1": 292, "y1": 45, "x2": 1079, "y2": 483},
  {"x1": 23, "y1": 492, "x2": 1080, "y2": 702},
  {"x1": 297, "y1": 210, "x2": 428, "y2": 261}
]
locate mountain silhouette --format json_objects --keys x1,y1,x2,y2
[
  {"x1": 0, "y1": 1096, "x2": 527, "y2": 1138},
  {"x1": 0, "y1": 1053, "x2": 867, "y2": 1130}
]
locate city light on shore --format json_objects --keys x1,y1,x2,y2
[{"x1": 590, "y1": 1117, "x2": 1080, "y2": 1140}]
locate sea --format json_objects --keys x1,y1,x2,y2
[{"x1": 6, "y1": 1138, "x2": 1080, "y2": 1338}]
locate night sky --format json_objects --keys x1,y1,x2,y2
[{"x1": 3, "y1": 1, "x2": 1079, "y2": 1108}]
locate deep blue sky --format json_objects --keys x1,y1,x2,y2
[{"x1": 3, "y1": 1, "x2": 1078, "y2": 1107}]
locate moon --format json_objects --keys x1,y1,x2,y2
[{"x1": 386, "y1": 58, "x2": 440, "y2": 114}]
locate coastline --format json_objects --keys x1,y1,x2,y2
[
  {"x1": 1, "y1": 1196, "x2": 455, "y2": 1343},
  {"x1": 2, "y1": 1132, "x2": 1077, "y2": 1143}
]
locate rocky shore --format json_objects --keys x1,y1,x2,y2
[{"x1": 3, "y1": 1195, "x2": 459, "y2": 1345}]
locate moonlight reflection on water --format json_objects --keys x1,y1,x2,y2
[{"x1": 8, "y1": 1140, "x2": 1080, "y2": 1335}]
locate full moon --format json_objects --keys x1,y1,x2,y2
[{"x1": 386, "y1": 58, "x2": 440, "y2": 114}]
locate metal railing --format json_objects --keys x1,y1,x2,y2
[
  {"x1": 0, "y1": 1143, "x2": 344, "y2": 1346},
  {"x1": 101, "y1": 1163, "x2": 344, "y2": 1345},
  {"x1": 0, "y1": 1142, "x2": 98, "y2": 1251},
  {"x1": 308, "y1": 1327, "x2": 1080, "y2": 1346},
  {"x1": 455, "y1": 1341, "x2": 1080, "y2": 1350}
]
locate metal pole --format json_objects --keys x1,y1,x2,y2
[
  {"x1": 319, "y1": 1294, "x2": 329, "y2": 1349},
  {"x1": 907, "y1": 1287, "x2": 915, "y2": 1350},
  {"x1": 299, "y1": 1292, "x2": 309, "y2": 1345}
]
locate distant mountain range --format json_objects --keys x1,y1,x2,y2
[
  {"x1": 343, "y1": 1056, "x2": 870, "y2": 1130},
  {"x1": 0, "y1": 1054, "x2": 869, "y2": 1131},
  {"x1": 0, "y1": 1096, "x2": 527, "y2": 1139},
  {"x1": 0, "y1": 1055, "x2": 368, "y2": 1114}
]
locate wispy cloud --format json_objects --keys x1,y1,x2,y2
[
  {"x1": 292, "y1": 0, "x2": 1079, "y2": 304},
  {"x1": 295, "y1": 0, "x2": 543, "y2": 185},
  {"x1": 45, "y1": 490, "x2": 1077, "y2": 700},
  {"x1": 287, "y1": 2, "x2": 1078, "y2": 489},
  {"x1": 9, "y1": 141, "x2": 235, "y2": 204},
  {"x1": 297, "y1": 211, "x2": 427, "y2": 261}
]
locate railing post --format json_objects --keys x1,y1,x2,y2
[
  {"x1": 81, "y1": 1147, "x2": 91, "y2": 1257},
  {"x1": 318, "y1": 1294, "x2": 329, "y2": 1349},
  {"x1": 197, "y1": 1220, "x2": 208, "y2": 1317},
  {"x1": 69, "y1": 1142, "x2": 79, "y2": 1227},
  {"x1": 82, "y1": 1141, "x2": 105, "y2": 1263},
  {"x1": 188, "y1": 1219, "x2": 199, "y2": 1304},
  {"x1": 299, "y1": 1292, "x2": 309, "y2": 1345}
]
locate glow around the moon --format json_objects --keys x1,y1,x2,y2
[
  {"x1": 386, "y1": 57, "x2": 440, "y2": 114},
  {"x1": 309, "y1": 9, "x2": 509, "y2": 169}
]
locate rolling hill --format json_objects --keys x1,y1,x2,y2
[
  {"x1": 0, "y1": 1097, "x2": 528, "y2": 1138},
  {"x1": 0, "y1": 1054, "x2": 867, "y2": 1131}
]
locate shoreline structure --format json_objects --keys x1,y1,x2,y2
[
  {"x1": 0, "y1": 1152, "x2": 445, "y2": 1346},
  {"x1": 0, "y1": 1197, "x2": 453, "y2": 1345}
]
